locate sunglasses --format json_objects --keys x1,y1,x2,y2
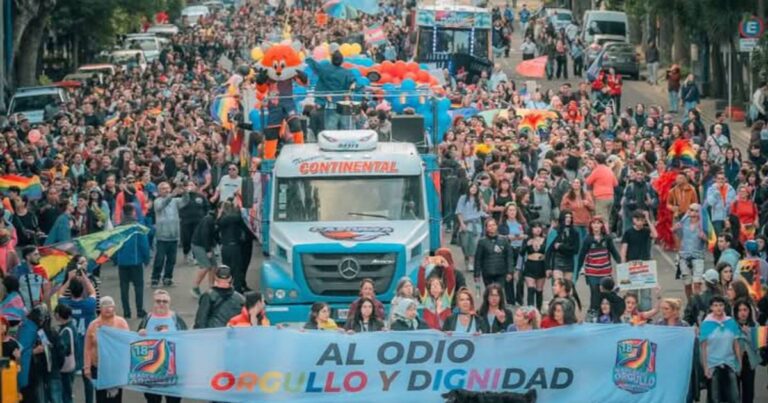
[{"x1": 155, "y1": 299, "x2": 170, "y2": 304}]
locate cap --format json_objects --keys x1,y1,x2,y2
[
  {"x1": 702, "y1": 269, "x2": 719, "y2": 285},
  {"x1": 215, "y1": 265, "x2": 232, "y2": 280},
  {"x1": 745, "y1": 240, "x2": 758, "y2": 254},
  {"x1": 100, "y1": 296, "x2": 116, "y2": 307}
]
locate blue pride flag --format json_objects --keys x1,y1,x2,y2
[
  {"x1": 586, "y1": 49, "x2": 605, "y2": 82},
  {"x1": 96, "y1": 324, "x2": 694, "y2": 402}
]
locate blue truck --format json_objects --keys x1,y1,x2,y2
[{"x1": 259, "y1": 130, "x2": 441, "y2": 324}]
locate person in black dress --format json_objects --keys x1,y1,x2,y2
[{"x1": 523, "y1": 223, "x2": 547, "y2": 310}]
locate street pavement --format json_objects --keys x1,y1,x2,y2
[{"x1": 77, "y1": 6, "x2": 766, "y2": 403}]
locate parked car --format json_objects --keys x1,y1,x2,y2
[
  {"x1": 63, "y1": 72, "x2": 105, "y2": 86},
  {"x1": 7, "y1": 86, "x2": 69, "y2": 124},
  {"x1": 109, "y1": 49, "x2": 148, "y2": 73},
  {"x1": 124, "y1": 34, "x2": 162, "y2": 62},
  {"x1": 582, "y1": 10, "x2": 629, "y2": 45},
  {"x1": 181, "y1": 5, "x2": 210, "y2": 26},
  {"x1": 600, "y1": 42, "x2": 640, "y2": 80},
  {"x1": 146, "y1": 24, "x2": 180, "y2": 37},
  {"x1": 548, "y1": 8, "x2": 574, "y2": 31},
  {"x1": 203, "y1": 1, "x2": 225, "y2": 11},
  {"x1": 77, "y1": 63, "x2": 118, "y2": 76}
]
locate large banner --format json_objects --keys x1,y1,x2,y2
[{"x1": 97, "y1": 325, "x2": 694, "y2": 402}]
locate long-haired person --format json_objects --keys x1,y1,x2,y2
[
  {"x1": 455, "y1": 182, "x2": 487, "y2": 272},
  {"x1": 303, "y1": 302, "x2": 338, "y2": 331},
  {"x1": 578, "y1": 216, "x2": 621, "y2": 313},
  {"x1": 733, "y1": 299, "x2": 759, "y2": 403},
  {"x1": 522, "y1": 222, "x2": 547, "y2": 310},
  {"x1": 345, "y1": 297, "x2": 385, "y2": 333},
  {"x1": 506, "y1": 306, "x2": 541, "y2": 332},
  {"x1": 217, "y1": 201, "x2": 247, "y2": 292},
  {"x1": 547, "y1": 210, "x2": 580, "y2": 283},
  {"x1": 442, "y1": 288, "x2": 489, "y2": 334},
  {"x1": 498, "y1": 203, "x2": 526, "y2": 305},
  {"x1": 540, "y1": 298, "x2": 578, "y2": 329},
  {"x1": 477, "y1": 283, "x2": 513, "y2": 333}
]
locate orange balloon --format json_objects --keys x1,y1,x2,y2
[
  {"x1": 379, "y1": 73, "x2": 393, "y2": 83},
  {"x1": 391, "y1": 77, "x2": 402, "y2": 85},
  {"x1": 394, "y1": 60, "x2": 407, "y2": 75},
  {"x1": 416, "y1": 70, "x2": 430, "y2": 82},
  {"x1": 403, "y1": 72, "x2": 417, "y2": 81},
  {"x1": 406, "y1": 62, "x2": 419, "y2": 73},
  {"x1": 380, "y1": 61, "x2": 394, "y2": 74}
]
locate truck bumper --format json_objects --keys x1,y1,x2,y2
[{"x1": 265, "y1": 302, "x2": 359, "y2": 325}]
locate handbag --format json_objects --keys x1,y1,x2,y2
[{"x1": 60, "y1": 327, "x2": 76, "y2": 373}]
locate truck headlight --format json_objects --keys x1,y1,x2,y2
[
  {"x1": 266, "y1": 288, "x2": 275, "y2": 300},
  {"x1": 288, "y1": 290, "x2": 298, "y2": 298},
  {"x1": 275, "y1": 289, "x2": 287, "y2": 299}
]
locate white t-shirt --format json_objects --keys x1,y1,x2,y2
[{"x1": 217, "y1": 175, "x2": 242, "y2": 202}]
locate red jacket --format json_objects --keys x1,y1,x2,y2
[
  {"x1": 606, "y1": 74, "x2": 622, "y2": 96},
  {"x1": 227, "y1": 307, "x2": 270, "y2": 327},
  {"x1": 540, "y1": 316, "x2": 563, "y2": 329}
]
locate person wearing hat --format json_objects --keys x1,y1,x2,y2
[
  {"x1": 84, "y1": 296, "x2": 129, "y2": 402},
  {"x1": 193, "y1": 266, "x2": 245, "y2": 329},
  {"x1": 684, "y1": 269, "x2": 727, "y2": 327}
]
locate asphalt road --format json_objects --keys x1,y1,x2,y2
[{"x1": 78, "y1": 6, "x2": 765, "y2": 403}]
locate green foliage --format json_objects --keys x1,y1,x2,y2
[{"x1": 751, "y1": 35, "x2": 768, "y2": 81}]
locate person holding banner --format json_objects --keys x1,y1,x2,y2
[
  {"x1": 390, "y1": 298, "x2": 429, "y2": 331},
  {"x1": 346, "y1": 278, "x2": 386, "y2": 323},
  {"x1": 344, "y1": 297, "x2": 385, "y2": 333},
  {"x1": 477, "y1": 284, "x2": 513, "y2": 333},
  {"x1": 84, "y1": 296, "x2": 129, "y2": 403},
  {"x1": 506, "y1": 306, "x2": 540, "y2": 331},
  {"x1": 303, "y1": 302, "x2": 339, "y2": 331},
  {"x1": 620, "y1": 289, "x2": 660, "y2": 325},
  {"x1": 442, "y1": 288, "x2": 489, "y2": 334},
  {"x1": 540, "y1": 298, "x2": 577, "y2": 329},
  {"x1": 227, "y1": 291, "x2": 269, "y2": 328}
]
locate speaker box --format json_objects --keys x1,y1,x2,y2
[{"x1": 390, "y1": 115, "x2": 426, "y2": 153}]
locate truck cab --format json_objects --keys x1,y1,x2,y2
[{"x1": 260, "y1": 130, "x2": 441, "y2": 324}]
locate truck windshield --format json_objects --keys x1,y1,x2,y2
[
  {"x1": 275, "y1": 176, "x2": 424, "y2": 222},
  {"x1": 417, "y1": 28, "x2": 489, "y2": 60},
  {"x1": 11, "y1": 94, "x2": 60, "y2": 113}
]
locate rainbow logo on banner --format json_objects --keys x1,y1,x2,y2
[
  {"x1": 0, "y1": 174, "x2": 43, "y2": 200},
  {"x1": 129, "y1": 339, "x2": 177, "y2": 386},
  {"x1": 613, "y1": 339, "x2": 657, "y2": 394}
]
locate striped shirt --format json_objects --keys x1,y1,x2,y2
[{"x1": 583, "y1": 247, "x2": 612, "y2": 277}]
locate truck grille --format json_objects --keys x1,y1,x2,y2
[{"x1": 301, "y1": 252, "x2": 397, "y2": 296}]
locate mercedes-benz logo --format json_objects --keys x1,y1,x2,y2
[{"x1": 337, "y1": 257, "x2": 361, "y2": 280}]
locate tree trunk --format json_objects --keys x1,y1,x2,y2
[
  {"x1": 14, "y1": 16, "x2": 46, "y2": 86},
  {"x1": 10, "y1": 0, "x2": 57, "y2": 87},
  {"x1": 628, "y1": 13, "x2": 642, "y2": 46},
  {"x1": 672, "y1": 11, "x2": 690, "y2": 67},
  {"x1": 710, "y1": 42, "x2": 726, "y2": 99},
  {"x1": 659, "y1": 13, "x2": 673, "y2": 65}
]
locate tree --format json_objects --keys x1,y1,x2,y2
[{"x1": 12, "y1": 0, "x2": 57, "y2": 87}]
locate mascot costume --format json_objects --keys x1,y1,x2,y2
[{"x1": 255, "y1": 42, "x2": 308, "y2": 159}]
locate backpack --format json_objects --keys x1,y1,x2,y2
[
  {"x1": 59, "y1": 326, "x2": 76, "y2": 373},
  {"x1": 19, "y1": 273, "x2": 45, "y2": 311}
]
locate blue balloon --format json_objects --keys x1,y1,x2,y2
[
  {"x1": 351, "y1": 68, "x2": 362, "y2": 78},
  {"x1": 347, "y1": 56, "x2": 374, "y2": 67},
  {"x1": 419, "y1": 63, "x2": 430, "y2": 70},
  {"x1": 438, "y1": 97, "x2": 451, "y2": 112},
  {"x1": 401, "y1": 78, "x2": 416, "y2": 91}
]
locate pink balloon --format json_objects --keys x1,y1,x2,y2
[
  {"x1": 312, "y1": 46, "x2": 328, "y2": 60},
  {"x1": 28, "y1": 129, "x2": 42, "y2": 144}
]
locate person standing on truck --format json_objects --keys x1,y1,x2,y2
[
  {"x1": 305, "y1": 50, "x2": 356, "y2": 131},
  {"x1": 193, "y1": 266, "x2": 245, "y2": 329}
]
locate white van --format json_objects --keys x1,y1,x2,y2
[{"x1": 582, "y1": 10, "x2": 629, "y2": 45}]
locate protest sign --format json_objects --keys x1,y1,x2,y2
[
  {"x1": 617, "y1": 260, "x2": 659, "y2": 291},
  {"x1": 97, "y1": 324, "x2": 694, "y2": 402}
]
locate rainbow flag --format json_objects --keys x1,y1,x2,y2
[
  {"x1": 752, "y1": 326, "x2": 768, "y2": 351},
  {"x1": 210, "y1": 94, "x2": 239, "y2": 130},
  {"x1": 666, "y1": 139, "x2": 697, "y2": 168},
  {"x1": 737, "y1": 259, "x2": 764, "y2": 301},
  {"x1": 700, "y1": 206, "x2": 717, "y2": 252},
  {"x1": 515, "y1": 109, "x2": 557, "y2": 133},
  {"x1": 104, "y1": 113, "x2": 120, "y2": 128},
  {"x1": 39, "y1": 224, "x2": 150, "y2": 286},
  {"x1": 0, "y1": 174, "x2": 43, "y2": 200}
]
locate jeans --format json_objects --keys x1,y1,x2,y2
[
  {"x1": 684, "y1": 101, "x2": 698, "y2": 113},
  {"x1": 556, "y1": 55, "x2": 568, "y2": 79},
  {"x1": 46, "y1": 377, "x2": 64, "y2": 403},
  {"x1": 709, "y1": 365, "x2": 739, "y2": 403},
  {"x1": 118, "y1": 265, "x2": 144, "y2": 317},
  {"x1": 647, "y1": 62, "x2": 659, "y2": 84},
  {"x1": 82, "y1": 372, "x2": 95, "y2": 403},
  {"x1": 324, "y1": 108, "x2": 352, "y2": 131},
  {"x1": 61, "y1": 372, "x2": 74, "y2": 403},
  {"x1": 668, "y1": 90, "x2": 680, "y2": 112},
  {"x1": 152, "y1": 240, "x2": 178, "y2": 281},
  {"x1": 520, "y1": 22, "x2": 528, "y2": 37},
  {"x1": 738, "y1": 354, "x2": 755, "y2": 403},
  {"x1": 586, "y1": 276, "x2": 603, "y2": 313},
  {"x1": 573, "y1": 56, "x2": 584, "y2": 77}
]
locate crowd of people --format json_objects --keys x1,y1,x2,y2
[{"x1": 0, "y1": 0, "x2": 766, "y2": 402}]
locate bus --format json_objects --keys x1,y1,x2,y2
[{"x1": 413, "y1": 1, "x2": 492, "y2": 72}]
